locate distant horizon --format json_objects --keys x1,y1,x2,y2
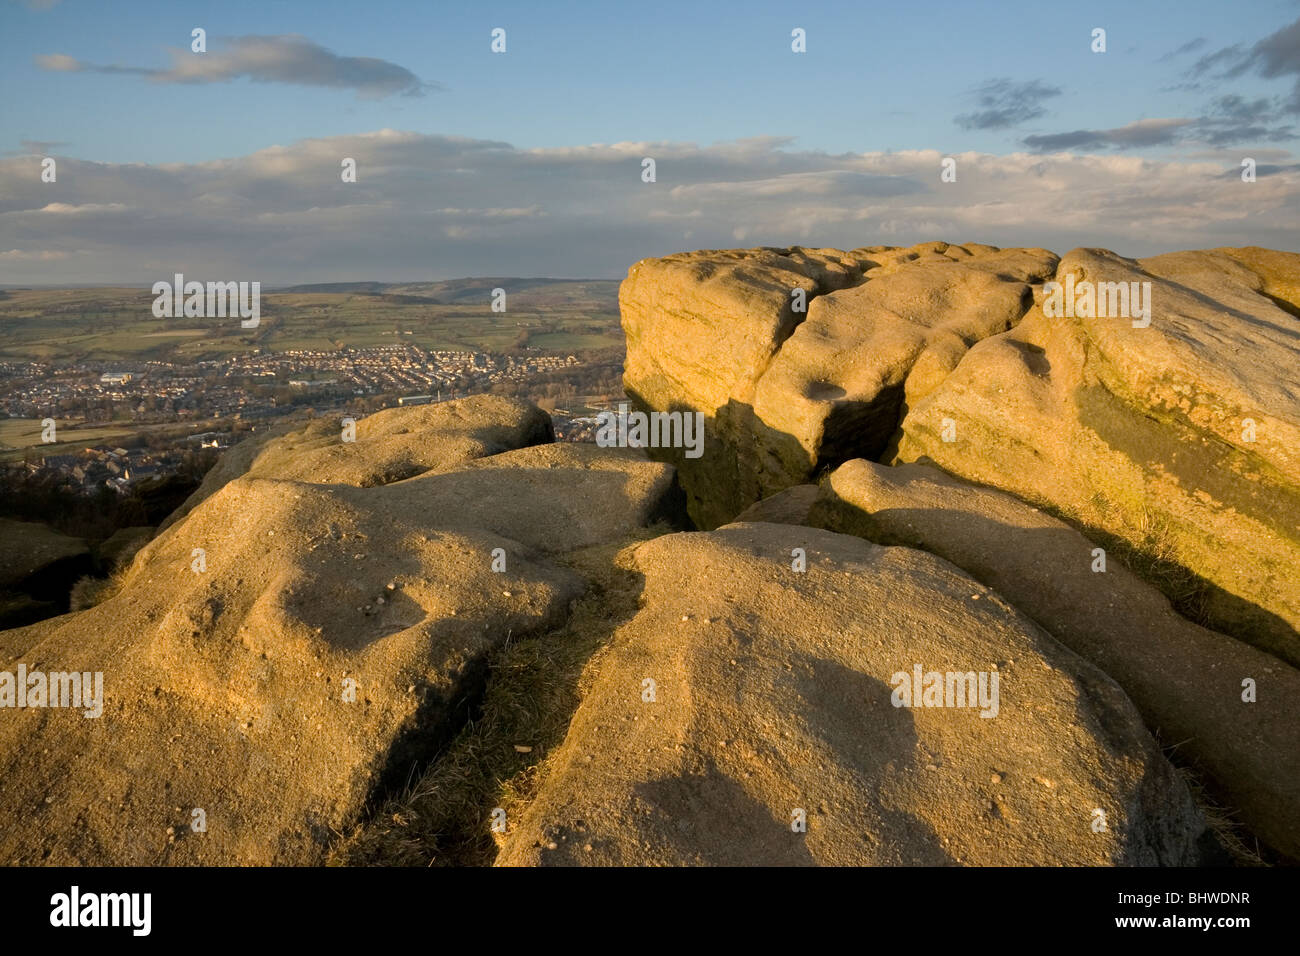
[
  {"x1": 8, "y1": 231, "x2": 1300, "y2": 291},
  {"x1": 0, "y1": 276, "x2": 625, "y2": 290}
]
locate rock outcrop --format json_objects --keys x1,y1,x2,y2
[
  {"x1": 622, "y1": 243, "x2": 1300, "y2": 665},
  {"x1": 610, "y1": 239, "x2": 1300, "y2": 860},
  {"x1": 498, "y1": 522, "x2": 1206, "y2": 866},
  {"x1": 621, "y1": 242, "x2": 1056, "y2": 528},
  {"x1": 0, "y1": 398, "x2": 682, "y2": 865},
  {"x1": 160, "y1": 394, "x2": 555, "y2": 531},
  {"x1": 810, "y1": 459, "x2": 1300, "y2": 859},
  {"x1": 895, "y1": 247, "x2": 1300, "y2": 664},
  {"x1": 620, "y1": 246, "x2": 870, "y2": 527},
  {"x1": 6, "y1": 240, "x2": 1296, "y2": 868}
]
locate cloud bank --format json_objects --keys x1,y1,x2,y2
[{"x1": 1, "y1": 131, "x2": 1295, "y2": 284}]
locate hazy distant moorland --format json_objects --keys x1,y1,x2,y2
[{"x1": 0, "y1": 278, "x2": 622, "y2": 363}]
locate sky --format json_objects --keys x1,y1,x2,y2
[{"x1": 1, "y1": 0, "x2": 1298, "y2": 284}]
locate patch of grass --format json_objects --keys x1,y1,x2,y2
[
  {"x1": 1164, "y1": 748, "x2": 1271, "y2": 867},
  {"x1": 329, "y1": 524, "x2": 667, "y2": 867},
  {"x1": 1080, "y1": 491, "x2": 1213, "y2": 627},
  {"x1": 1114, "y1": 506, "x2": 1212, "y2": 625},
  {"x1": 0, "y1": 419, "x2": 145, "y2": 461},
  {"x1": 68, "y1": 561, "x2": 132, "y2": 611}
]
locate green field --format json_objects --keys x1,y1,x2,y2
[
  {"x1": 0, "y1": 418, "x2": 184, "y2": 462},
  {"x1": 0, "y1": 279, "x2": 623, "y2": 363}
]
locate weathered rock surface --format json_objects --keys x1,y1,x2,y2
[
  {"x1": 895, "y1": 247, "x2": 1300, "y2": 664},
  {"x1": 733, "y1": 484, "x2": 819, "y2": 526},
  {"x1": 9, "y1": 238, "x2": 1296, "y2": 869},
  {"x1": 0, "y1": 399, "x2": 681, "y2": 865},
  {"x1": 0, "y1": 518, "x2": 89, "y2": 591},
  {"x1": 810, "y1": 459, "x2": 1300, "y2": 858},
  {"x1": 160, "y1": 394, "x2": 554, "y2": 531},
  {"x1": 621, "y1": 246, "x2": 870, "y2": 527},
  {"x1": 97, "y1": 526, "x2": 154, "y2": 572},
  {"x1": 621, "y1": 242, "x2": 1056, "y2": 528},
  {"x1": 752, "y1": 247, "x2": 1056, "y2": 487},
  {"x1": 0, "y1": 519, "x2": 94, "y2": 628},
  {"x1": 498, "y1": 522, "x2": 1205, "y2": 866}
]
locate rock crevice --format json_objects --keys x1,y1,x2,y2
[{"x1": 621, "y1": 242, "x2": 1057, "y2": 528}]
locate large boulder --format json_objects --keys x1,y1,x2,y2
[
  {"x1": 0, "y1": 405, "x2": 682, "y2": 865},
  {"x1": 895, "y1": 247, "x2": 1300, "y2": 664},
  {"x1": 160, "y1": 394, "x2": 554, "y2": 531},
  {"x1": 751, "y1": 248, "x2": 1056, "y2": 493},
  {"x1": 811, "y1": 459, "x2": 1300, "y2": 859},
  {"x1": 497, "y1": 522, "x2": 1206, "y2": 866},
  {"x1": 621, "y1": 246, "x2": 871, "y2": 527},
  {"x1": 732, "y1": 484, "x2": 819, "y2": 525},
  {"x1": 0, "y1": 518, "x2": 90, "y2": 592},
  {"x1": 0, "y1": 519, "x2": 94, "y2": 628},
  {"x1": 621, "y1": 242, "x2": 1056, "y2": 528}
]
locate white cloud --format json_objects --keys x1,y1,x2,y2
[
  {"x1": 0, "y1": 131, "x2": 1294, "y2": 285},
  {"x1": 0, "y1": 249, "x2": 69, "y2": 260},
  {"x1": 39, "y1": 202, "x2": 127, "y2": 214}
]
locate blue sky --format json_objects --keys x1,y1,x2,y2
[{"x1": 2, "y1": 0, "x2": 1298, "y2": 282}]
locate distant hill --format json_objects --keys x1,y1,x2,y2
[
  {"x1": 281, "y1": 277, "x2": 621, "y2": 309},
  {"x1": 276, "y1": 281, "x2": 388, "y2": 295},
  {"x1": 0, "y1": 278, "x2": 625, "y2": 363}
]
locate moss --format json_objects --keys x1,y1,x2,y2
[{"x1": 1077, "y1": 376, "x2": 1300, "y2": 550}]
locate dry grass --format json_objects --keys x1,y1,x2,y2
[
  {"x1": 68, "y1": 563, "x2": 131, "y2": 611},
  {"x1": 1166, "y1": 753, "x2": 1271, "y2": 867},
  {"x1": 329, "y1": 524, "x2": 667, "y2": 867},
  {"x1": 1082, "y1": 494, "x2": 1213, "y2": 627}
]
